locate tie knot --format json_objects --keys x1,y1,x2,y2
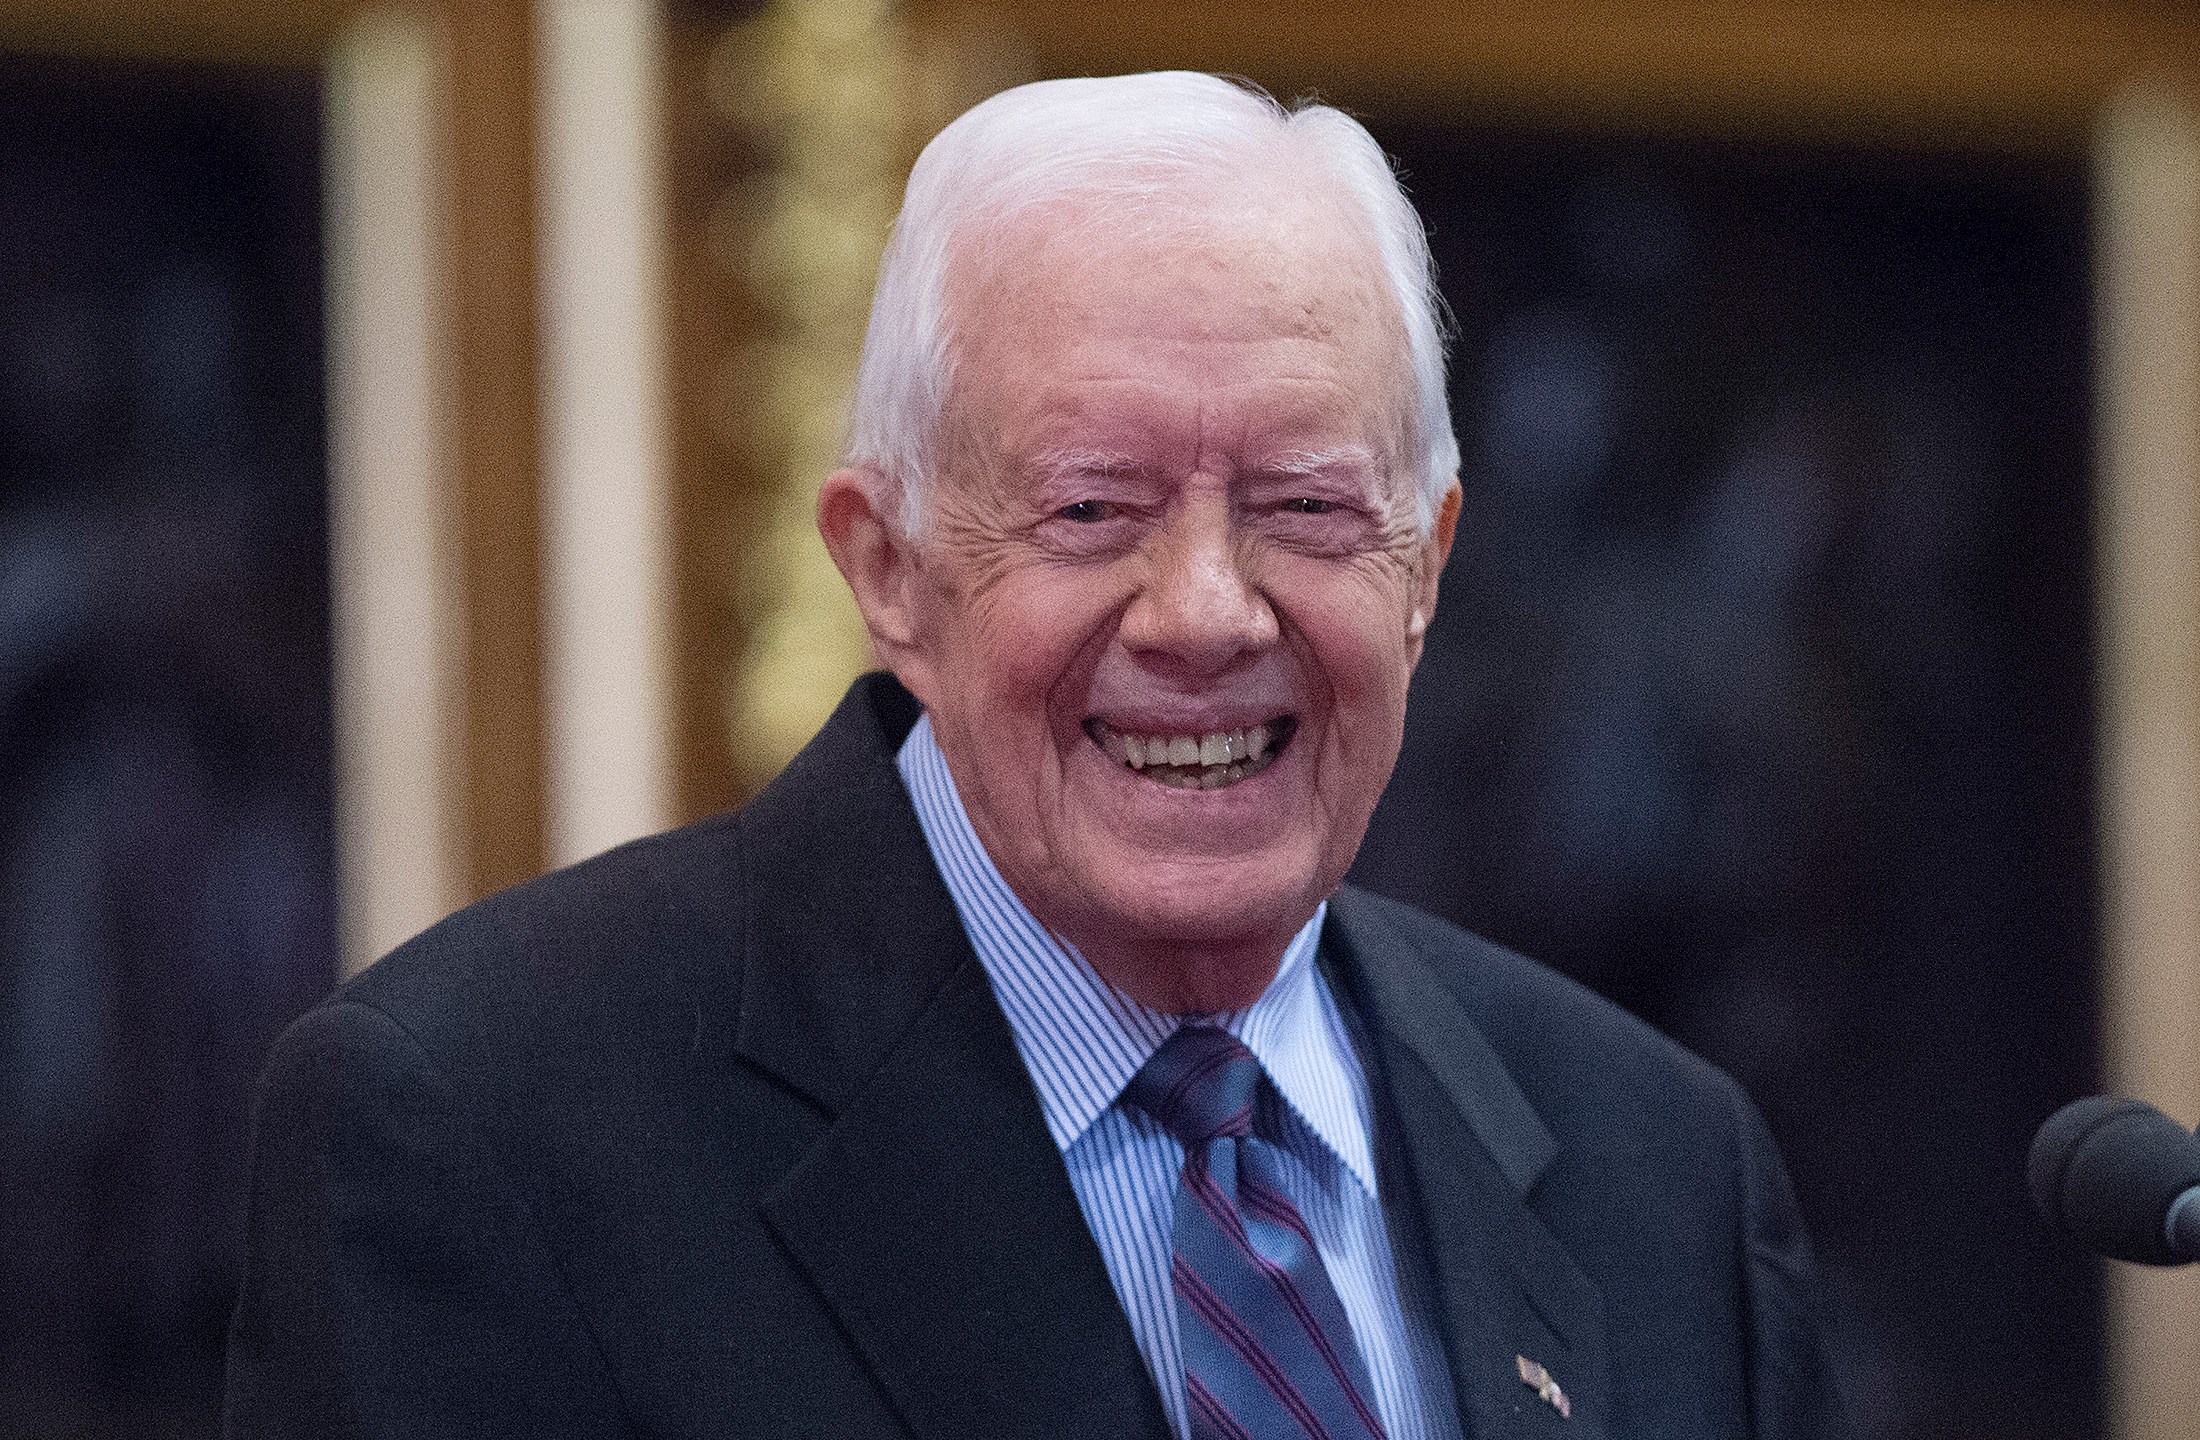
[{"x1": 1125, "y1": 1024, "x2": 1264, "y2": 1145}]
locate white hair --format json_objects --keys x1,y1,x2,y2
[{"x1": 843, "y1": 71, "x2": 1459, "y2": 534}]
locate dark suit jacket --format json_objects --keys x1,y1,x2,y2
[{"x1": 225, "y1": 673, "x2": 1840, "y2": 1439}]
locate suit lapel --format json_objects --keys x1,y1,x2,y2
[
  {"x1": 1326, "y1": 892, "x2": 1612, "y2": 1440},
  {"x1": 729, "y1": 676, "x2": 1171, "y2": 1440}
]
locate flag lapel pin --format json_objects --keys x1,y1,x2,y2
[{"x1": 1514, "y1": 1354, "x2": 1572, "y2": 1420}]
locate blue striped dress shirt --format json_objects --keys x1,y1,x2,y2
[{"x1": 897, "y1": 714, "x2": 1463, "y2": 1440}]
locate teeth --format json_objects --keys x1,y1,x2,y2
[{"x1": 1092, "y1": 720, "x2": 1288, "y2": 789}]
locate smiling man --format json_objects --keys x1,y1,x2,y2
[
  {"x1": 820, "y1": 94, "x2": 1455, "y2": 1017},
  {"x1": 227, "y1": 74, "x2": 1840, "y2": 1440}
]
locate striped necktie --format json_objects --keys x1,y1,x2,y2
[{"x1": 1127, "y1": 1024, "x2": 1390, "y2": 1440}]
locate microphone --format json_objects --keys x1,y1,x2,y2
[{"x1": 2028, "y1": 1095, "x2": 2200, "y2": 1266}]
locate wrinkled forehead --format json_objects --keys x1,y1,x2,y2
[
  {"x1": 947, "y1": 162, "x2": 1403, "y2": 336},
  {"x1": 936, "y1": 174, "x2": 1416, "y2": 460}
]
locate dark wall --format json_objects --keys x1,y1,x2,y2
[
  {"x1": 1351, "y1": 125, "x2": 2100, "y2": 1440},
  {"x1": 0, "y1": 55, "x2": 332, "y2": 1438}
]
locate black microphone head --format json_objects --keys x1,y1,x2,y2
[{"x1": 2029, "y1": 1096, "x2": 2200, "y2": 1265}]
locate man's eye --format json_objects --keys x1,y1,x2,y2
[
  {"x1": 1281, "y1": 497, "x2": 1337, "y2": 515},
  {"x1": 1057, "y1": 499, "x2": 1113, "y2": 522}
]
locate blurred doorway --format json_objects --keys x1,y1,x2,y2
[
  {"x1": 1351, "y1": 124, "x2": 2098, "y2": 1440},
  {"x1": 0, "y1": 54, "x2": 334, "y2": 1438}
]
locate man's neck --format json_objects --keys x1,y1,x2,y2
[{"x1": 1068, "y1": 930, "x2": 1297, "y2": 1015}]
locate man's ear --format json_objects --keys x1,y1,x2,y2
[
  {"x1": 1405, "y1": 479, "x2": 1462, "y2": 662},
  {"x1": 817, "y1": 468, "x2": 935, "y2": 697}
]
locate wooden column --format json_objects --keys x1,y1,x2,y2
[
  {"x1": 444, "y1": 0, "x2": 549, "y2": 897},
  {"x1": 2095, "y1": 80, "x2": 2200, "y2": 1440}
]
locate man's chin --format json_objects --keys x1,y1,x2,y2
[{"x1": 1067, "y1": 863, "x2": 1324, "y2": 973}]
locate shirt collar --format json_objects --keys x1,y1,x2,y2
[{"x1": 896, "y1": 711, "x2": 1376, "y2": 1193}]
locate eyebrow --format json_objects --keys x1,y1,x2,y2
[
  {"x1": 1029, "y1": 447, "x2": 1146, "y2": 483},
  {"x1": 1250, "y1": 447, "x2": 1382, "y2": 481}
]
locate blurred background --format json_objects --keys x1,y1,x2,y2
[{"x1": 0, "y1": 1, "x2": 2195, "y2": 1437}]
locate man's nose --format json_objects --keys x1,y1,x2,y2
[{"x1": 1118, "y1": 488, "x2": 1278, "y2": 675}]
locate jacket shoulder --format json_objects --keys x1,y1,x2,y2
[
  {"x1": 282, "y1": 672, "x2": 932, "y2": 1106},
  {"x1": 322, "y1": 811, "x2": 753, "y2": 1086},
  {"x1": 1334, "y1": 886, "x2": 1753, "y2": 1140}
]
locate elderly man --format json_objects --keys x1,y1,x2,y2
[{"x1": 226, "y1": 74, "x2": 1838, "y2": 1440}]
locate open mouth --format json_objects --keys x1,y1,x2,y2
[{"x1": 1083, "y1": 716, "x2": 1299, "y2": 791}]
